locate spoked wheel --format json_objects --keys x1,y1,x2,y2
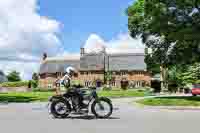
[
  {"x1": 50, "y1": 99, "x2": 71, "y2": 118},
  {"x1": 91, "y1": 97, "x2": 113, "y2": 119}
]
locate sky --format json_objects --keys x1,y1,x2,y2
[
  {"x1": 38, "y1": 0, "x2": 132, "y2": 52},
  {"x1": 0, "y1": 0, "x2": 144, "y2": 80}
]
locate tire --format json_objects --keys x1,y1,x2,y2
[
  {"x1": 50, "y1": 99, "x2": 71, "y2": 118},
  {"x1": 91, "y1": 97, "x2": 113, "y2": 119},
  {"x1": 192, "y1": 94, "x2": 197, "y2": 96}
]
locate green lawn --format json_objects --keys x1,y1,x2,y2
[
  {"x1": 0, "y1": 89, "x2": 151, "y2": 103},
  {"x1": 0, "y1": 92, "x2": 53, "y2": 103},
  {"x1": 98, "y1": 90, "x2": 149, "y2": 98},
  {"x1": 136, "y1": 96, "x2": 200, "y2": 106}
]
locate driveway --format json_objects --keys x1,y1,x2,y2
[{"x1": 0, "y1": 98, "x2": 200, "y2": 133}]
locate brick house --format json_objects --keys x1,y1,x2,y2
[{"x1": 38, "y1": 48, "x2": 151, "y2": 89}]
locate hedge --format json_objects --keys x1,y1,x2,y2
[{"x1": 0, "y1": 81, "x2": 29, "y2": 87}]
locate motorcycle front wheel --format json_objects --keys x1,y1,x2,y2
[
  {"x1": 91, "y1": 97, "x2": 113, "y2": 119},
  {"x1": 50, "y1": 99, "x2": 71, "y2": 118}
]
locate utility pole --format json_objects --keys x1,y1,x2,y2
[
  {"x1": 160, "y1": 64, "x2": 168, "y2": 92},
  {"x1": 103, "y1": 48, "x2": 107, "y2": 85},
  {"x1": 108, "y1": 55, "x2": 110, "y2": 72},
  {"x1": 103, "y1": 53, "x2": 106, "y2": 84}
]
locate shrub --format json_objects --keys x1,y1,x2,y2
[
  {"x1": 7, "y1": 71, "x2": 21, "y2": 82},
  {"x1": 120, "y1": 79, "x2": 129, "y2": 90},
  {"x1": 102, "y1": 85, "x2": 112, "y2": 91},
  {"x1": 31, "y1": 80, "x2": 38, "y2": 88},
  {"x1": 33, "y1": 88, "x2": 56, "y2": 92},
  {"x1": 0, "y1": 81, "x2": 29, "y2": 87},
  {"x1": 195, "y1": 80, "x2": 200, "y2": 84}
]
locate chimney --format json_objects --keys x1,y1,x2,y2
[
  {"x1": 80, "y1": 47, "x2": 85, "y2": 56},
  {"x1": 43, "y1": 53, "x2": 47, "y2": 60}
]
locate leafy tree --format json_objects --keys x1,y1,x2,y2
[
  {"x1": 178, "y1": 63, "x2": 200, "y2": 85},
  {"x1": 128, "y1": 0, "x2": 171, "y2": 90},
  {"x1": 128, "y1": 0, "x2": 200, "y2": 65},
  {"x1": 31, "y1": 73, "x2": 39, "y2": 88},
  {"x1": 168, "y1": 65, "x2": 185, "y2": 87},
  {"x1": 7, "y1": 71, "x2": 21, "y2": 82},
  {"x1": 145, "y1": 49, "x2": 160, "y2": 75},
  {"x1": 105, "y1": 71, "x2": 112, "y2": 82},
  {"x1": 128, "y1": 0, "x2": 200, "y2": 91},
  {"x1": 32, "y1": 73, "x2": 39, "y2": 81}
]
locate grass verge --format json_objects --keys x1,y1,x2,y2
[
  {"x1": 98, "y1": 89, "x2": 150, "y2": 98},
  {"x1": 136, "y1": 96, "x2": 200, "y2": 106},
  {"x1": 0, "y1": 89, "x2": 151, "y2": 103}
]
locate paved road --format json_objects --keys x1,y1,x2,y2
[{"x1": 0, "y1": 98, "x2": 200, "y2": 133}]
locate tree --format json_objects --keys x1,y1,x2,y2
[
  {"x1": 178, "y1": 63, "x2": 200, "y2": 85},
  {"x1": 31, "y1": 72, "x2": 39, "y2": 88},
  {"x1": 7, "y1": 71, "x2": 21, "y2": 82},
  {"x1": 128, "y1": 0, "x2": 200, "y2": 65},
  {"x1": 144, "y1": 54, "x2": 160, "y2": 75},
  {"x1": 128, "y1": 0, "x2": 171, "y2": 90},
  {"x1": 32, "y1": 73, "x2": 39, "y2": 81},
  {"x1": 127, "y1": 0, "x2": 200, "y2": 91}
]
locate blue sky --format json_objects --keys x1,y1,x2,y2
[{"x1": 38, "y1": 0, "x2": 134, "y2": 53}]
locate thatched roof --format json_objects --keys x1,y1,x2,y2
[
  {"x1": 39, "y1": 60, "x2": 80, "y2": 74},
  {"x1": 39, "y1": 52, "x2": 147, "y2": 74},
  {"x1": 80, "y1": 53, "x2": 105, "y2": 71},
  {"x1": 106, "y1": 53, "x2": 146, "y2": 71}
]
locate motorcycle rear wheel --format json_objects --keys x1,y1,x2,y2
[{"x1": 50, "y1": 99, "x2": 71, "y2": 118}]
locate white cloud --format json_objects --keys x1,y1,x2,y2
[
  {"x1": 106, "y1": 33, "x2": 145, "y2": 53},
  {"x1": 84, "y1": 34, "x2": 106, "y2": 53},
  {"x1": 84, "y1": 33, "x2": 145, "y2": 54},
  {"x1": 48, "y1": 52, "x2": 80, "y2": 61},
  {"x1": 0, "y1": 0, "x2": 63, "y2": 80}
]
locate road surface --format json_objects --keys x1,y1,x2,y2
[{"x1": 0, "y1": 98, "x2": 200, "y2": 133}]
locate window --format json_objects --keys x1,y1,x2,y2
[
  {"x1": 115, "y1": 72, "x2": 120, "y2": 75},
  {"x1": 135, "y1": 81, "x2": 142, "y2": 88},
  {"x1": 80, "y1": 72, "x2": 84, "y2": 75},
  {"x1": 130, "y1": 81, "x2": 136, "y2": 88},
  {"x1": 138, "y1": 71, "x2": 143, "y2": 75},
  {"x1": 85, "y1": 81, "x2": 91, "y2": 87},
  {"x1": 56, "y1": 72, "x2": 62, "y2": 78},
  {"x1": 85, "y1": 72, "x2": 88, "y2": 75},
  {"x1": 121, "y1": 71, "x2": 127, "y2": 75},
  {"x1": 85, "y1": 81, "x2": 88, "y2": 87},
  {"x1": 48, "y1": 84, "x2": 52, "y2": 89},
  {"x1": 112, "y1": 81, "x2": 116, "y2": 87}
]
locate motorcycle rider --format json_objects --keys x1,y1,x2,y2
[{"x1": 54, "y1": 66, "x2": 87, "y2": 109}]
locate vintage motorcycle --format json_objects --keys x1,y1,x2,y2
[{"x1": 48, "y1": 86, "x2": 113, "y2": 119}]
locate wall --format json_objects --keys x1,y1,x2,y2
[
  {"x1": 108, "y1": 71, "x2": 151, "y2": 88},
  {"x1": 79, "y1": 71, "x2": 104, "y2": 87},
  {"x1": 39, "y1": 71, "x2": 151, "y2": 89}
]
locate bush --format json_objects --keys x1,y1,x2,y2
[
  {"x1": 195, "y1": 80, "x2": 200, "y2": 84},
  {"x1": 0, "y1": 81, "x2": 29, "y2": 87},
  {"x1": 168, "y1": 82, "x2": 178, "y2": 93},
  {"x1": 120, "y1": 79, "x2": 129, "y2": 90},
  {"x1": 102, "y1": 85, "x2": 112, "y2": 91},
  {"x1": 31, "y1": 80, "x2": 38, "y2": 88},
  {"x1": 33, "y1": 88, "x2": 56, "y2": 92}
]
